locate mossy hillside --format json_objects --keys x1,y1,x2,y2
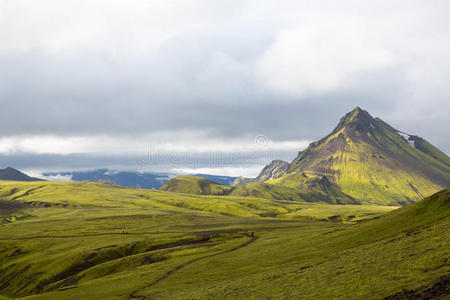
[
  {"x1": 162, "y1": 175, "x2": 358, "y2": 204},
  {"x1": 0, "y1": 181, "x2": 393, "y2": 224},
  {"x1": 278, "y1": 203, "x2": 394, "y2": 222},
  {"x1": 269, "y1": 107, "x2": 449, "y2": 205},
  {"x1": 0, "y1": 182, "x2": 447, "y2": 299},
  {"x1": 230, "y1": 176, "x2": 248, "y2": 187},
  {"x1": 159, "y1": 175, "x2": 233, "y2": 195},
  {"x1": 151, "y1": 188, "x2": 450, "y2": 300},
  {"x1": 230, "y1": 179, "x2": 358, "y2": 205}
]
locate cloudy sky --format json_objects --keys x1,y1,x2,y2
[{"x1": 1, "y1": 0, "x2": 449, "y2": 177}]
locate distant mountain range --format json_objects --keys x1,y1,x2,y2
[
  {"x1": 161, "y1": 107, "x2": 450, "y2": 205},
  {"x1": 0, "y1": 167, "x2": 44, "y2": 182},
  {"x1": 42, "y1": 169, "x2": 242, "y2": 189}
]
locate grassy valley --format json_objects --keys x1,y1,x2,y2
[
  {"x1": 2, "y1": 2, "x2": 449, "y2": 299},
  {"x1": 0, "y1": 180, "x2": 448, "y2": 299}
]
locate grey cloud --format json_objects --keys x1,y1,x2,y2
[
  {"x1": 0, "y1": 0, "x2": 449, "y2": 164},
  {"x1": 0, "y1": 149, "x2": 300, "y2": 175}
]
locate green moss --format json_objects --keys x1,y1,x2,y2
[
  {"x1": 159, "y1": 176, "x2": 233, "y2": 195},
  {"x1": 272, "y1": 108, "x2": 449, "y2": 205},
  {"x1": 0, "y1": 181, "x2": 447, "y2": 299}
]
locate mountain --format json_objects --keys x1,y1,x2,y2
[
  {"x1": 161, "y1": 175, "x2": 358, "y2": 204},
  {"x1": 229, "y1": 180, "x2": 358, "y2": 204},
  {"x1": 159, "y1": 175, "x2": 233, "y2": 195},
  {"x1": 43, "y1": 169, "x2": 174, "y2": 189},
  {"x1": 230, "y1": 176, "x2": 249, "y2": 187},
  {"x1": 42, "y1": 169, "x2": 240, "y2": 189},
  {"x1": 263, "y1": 107, "x2": 450, "y2": 205},
  {"x1": 192, "y1": 174, "x2": 239, "y2": 186},
  {"x1": 255, "y1": 160, "x2": 289, "y2": 182},
  {"x1": 0, "y1": 167, "x2": 44, "y2": 182}
]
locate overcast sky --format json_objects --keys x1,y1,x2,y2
[{"x1": 1, "y1": 0, "x2": 449, "y2": 177}]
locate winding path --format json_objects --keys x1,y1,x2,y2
[{"x1": 128, "y1": 234, "x2": 259, "y2": 299}]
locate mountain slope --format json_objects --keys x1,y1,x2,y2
[
  {"x1": 0, "y1": 183, "x2": 446, "y2": 299},
  {"x1": 161, "y1": 175, "x2": 358, "y2": 204},
  {"x1": 255, "y1": 160, "x2": 289, "y2": 182},
  {"x1": 230, "y1": 176, "x2": 249, "y2": 187},
  {"x1": 230, "y1": 180, "x2": 358, "y2": 204},
  {"x1": 0, "y1": 167, "x2": 44, "y2": 182},
  {"x1": 159, "y1": 175, "x2": 233, "y2": 195},
  {"x1": 265, "y1": 107, "x2": 450, "y2": 205},
  {"x1": 192, "y1": 174, "x2": 239, "y2": 186}
]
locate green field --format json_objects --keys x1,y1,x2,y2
[{"x1": 0, "y1": 181, "x2": 448, "y2": 299}]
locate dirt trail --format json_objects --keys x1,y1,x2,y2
[
  {"x1": 128, "y1": 234, "x2": 259, "y2": 299},
  {"x1": 10, "y1": 186, "x2": 46, "y2": 201}
]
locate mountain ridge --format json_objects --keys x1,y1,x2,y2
[
  {"x1": 160, "y1": 175, "x2": 358, "y2": 204},
  {"x1": 42, "y1": 169, "x2": 241, "y2": 189},
  {"x1": 0, "y1": 167, "x2": 45, "y2": 182},
  {"x1": 261, "y1": 107, "x2": 450, "y2": 205}
]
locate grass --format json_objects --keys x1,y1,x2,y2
[{"x1": 0, "y1": 181, "x2": 448, "y2": 299}]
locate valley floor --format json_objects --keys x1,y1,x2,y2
[{"x1": 0, "y1": 182, "x2": 448, "y2": 299}]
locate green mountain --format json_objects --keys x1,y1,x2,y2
[
  {"x1": 230, "y1": 176, "x2": 248, "y2": 187},
  {"x1": 159, "y1": 175, "x2": 233, "y2": 195},
  {"x1": 229, "y1": 180, "x2": 358, "y2": 204},
  {"x1": 0, "y1": 167, "x2": 44, "y2": 182},
  {"x1": 161, "y1": 175, "x2": 358, "y2": 204},
  {"x1": 265, "y1": 107, "x2": 450, "y2": 205}
]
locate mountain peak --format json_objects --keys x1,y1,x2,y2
[
  {"x1": 333, "y1": 107, "x2": 376, "y2": 135},
  {"x1": 351, "y1": 106, "x2": 363, "y2": 113},
  {"x1": 344, "y1": 106, "x2": 372, "y2": 122},
  {"x1": 278, "y1": 107, "x2": 450, "y2": 205},
  {"x1": 230, "y1": 176, "x2": 248, "y2": 187},
  {"x1": 0, "y1": 167, "x2": 45, "y2": 182}
]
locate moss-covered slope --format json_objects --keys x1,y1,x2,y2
[
  {"x1": 230, "y1": 179, "x2": 358, "y2": 204},
  {"x1": 0, "y1": 183, "x2": 447, "y2": 299},
  {"x1": 230, "y1": 176, "x2": 248, "y2": 187},
  {"x1": 159, "y1": 176, "x2": 233, "y2": 195},
  {"x1": 161, "y1": 175, "x2": 358, "y2": 204},
  {"x1": 266, "y1": 107, "x2": 450, "y2": 205}
]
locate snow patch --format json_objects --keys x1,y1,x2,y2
[
  {"x1": 397, "y1": 131, "x2": 415, "y2": 147},
  {"x1": 268, "y1": 170, "x2": 276, "y2": 180},
  {"x1": 104, "y1": 170, "x2": 121, "y2": 175}
]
